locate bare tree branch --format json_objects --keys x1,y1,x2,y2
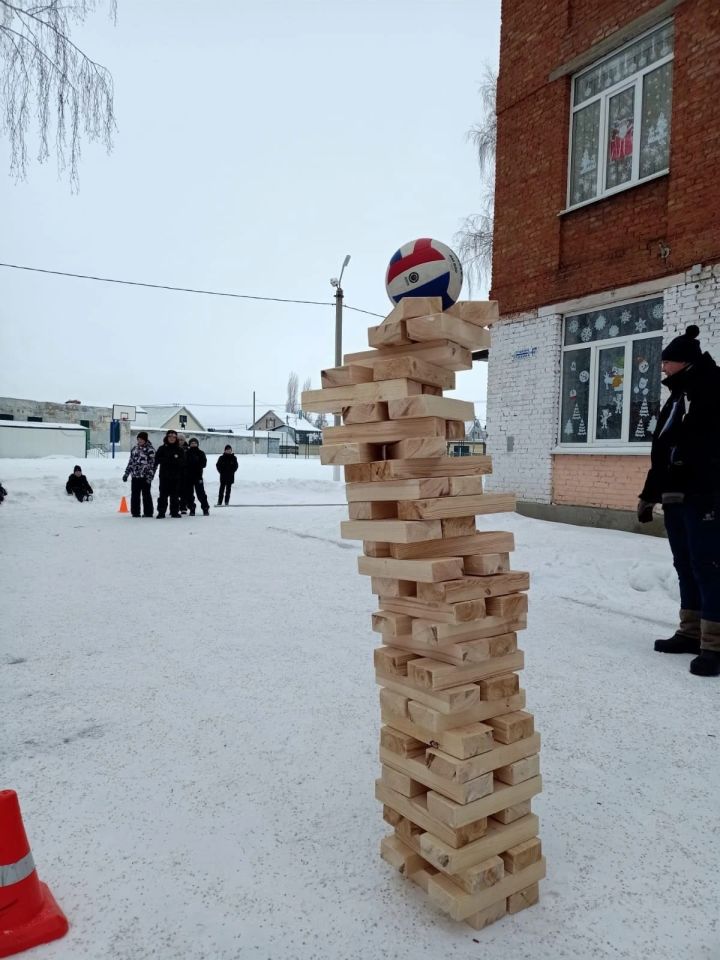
[
  {"x1": 0, "y1": 0, "x2": 116, "y2": 189},
  {"x1": 286, "y1": 371, "x2": 299, "y2": 415}
]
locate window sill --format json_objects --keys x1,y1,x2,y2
[
  {"x1": 558, "y1": 169, "x2": 669, "y2": 217},
  {"x1": 552, "y1": 446, "x2": 651, "y2": 456}
]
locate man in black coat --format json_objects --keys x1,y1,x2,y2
[
  {"x1": 66, "y1": 465, "x2": 93, "y2": 502},
  {"x1": 638, "y1": 325, "x2": 720, "y2": 676},
  {"x1": 153, "y1": 430, "x2": 185, "y2": 518},
  {"x1": 215, "y1": 445, "x2": 238, "y2": 506},
  {"x1": 184, "y1": 438, "x2": 210, "y2": 516}
]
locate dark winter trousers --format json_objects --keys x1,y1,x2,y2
[
  {"x1": 218, "y1": 481, "x2": 232, "y2": 505},
  {"x1": 130, "y1": 477, "x2": 153, "y2": 517},
  {"x1": 157, "y1": 475, "x2": 182, "y2": 517},
  {"x1": 186, "y1": 479, "x2": 210, "y2": 512},
  {"x1": 72, "y1": 490, "x2": 89, "y2": 502},
  {"x1": 664, "y1": 497, "x2": 720, "y2": 649}
]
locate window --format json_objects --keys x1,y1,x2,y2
[
  {"x1": 568, "y1": 22, "x2": 673, "y2": 208},
  {"x1": 27, "y1": 416, "x2": 43, "y2": 422},
  {"x1": 0, "y1": 414, "x2": 14, "y2": 421},
  {"x1": 560, "y1": 297, "x2": 664, "y2": 446}
]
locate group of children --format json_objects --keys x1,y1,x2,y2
[{"x1": 67, "y1": 430, "x2": 239, "y2": 518}]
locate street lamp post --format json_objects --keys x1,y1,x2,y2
[{"x1": 330, "y1": 255, "x2": 351, "y2": 481}]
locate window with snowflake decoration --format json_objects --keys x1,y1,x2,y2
[
  {"x1": 560, "y1": 297, "x2": 664, "y2": 447},
  {"x1": 568, "y1": 21, "x2": 673, "y2": 209}
]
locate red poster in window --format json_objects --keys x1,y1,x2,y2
[{"x1": 609, "y1": 118, "x2": 634, "y2": 161}]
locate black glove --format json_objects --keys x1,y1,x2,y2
[
  {"x1": 122, "y1": 475, "x2": 128, "y2": 482},
  {"x1": 637, "y1": 499, "x2": 655, "y2": 523}
]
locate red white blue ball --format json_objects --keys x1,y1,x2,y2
[{"x1": 385, "y1": 237, "x2": 463, "y2": 310}]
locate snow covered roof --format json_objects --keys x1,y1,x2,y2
[
  {"x1": 285, "y1": 414, "x2": 321, "y2": 434},
  {"x1": 141, "y1": 405, "x2": 205, "y2": 430},
  {"x1": 185, "y1": 405, "x2": 257, "y2": 431},
  {"x1": 0, "y1": 420, "x2": 87, "y2": 430}
]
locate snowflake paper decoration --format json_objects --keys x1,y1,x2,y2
[
  {"x1": 595, "y1": 315, "x2": 607, "y2": 330},
  {"x1": 620, "y1": 310, "x2": 632, "y2": 324},
  {"x1": 608, "y1": 324, "x2": 619, "y2": 338},
  {"x1": 580, "y1": 327, "x2": 592, "y2": 342},
  {"x1": 635, "y1": 319, "x2": 647, "y2": 333},
  {"x1": 568, "y1": 318, "x2": 579, "y2": 334},
  {"x1": 652, "y1": 303, "x2": 663, "y2": 320}
]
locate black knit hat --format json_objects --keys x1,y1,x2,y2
[
  {"x1": 189, "y1": 437, "x2": 199, "y2": 446},
  {"x1": 662, "y1": 324, "x2": 702, "y2": 363}
]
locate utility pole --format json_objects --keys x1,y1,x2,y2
[
  {"x1": 331, "y1": 255, "x2": 351, "y2": 481},
  {"x1": 252, "y1": 390, "x2": 256, "y2": 456}
]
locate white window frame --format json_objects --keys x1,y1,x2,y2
[
  {"x1": 558, "y1": 297, "x2": 664, "y2": 449},
  {"x1": 565, "y1": 20, "x2": 673, "y2": 212}
]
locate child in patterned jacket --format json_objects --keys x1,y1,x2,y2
[{"x1": 122, "y1": 431, "x2": 156, "y2": 517}]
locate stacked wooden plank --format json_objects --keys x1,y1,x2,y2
[{"x1": 300, "y1": 295, "x2": 544, "y2": 931}]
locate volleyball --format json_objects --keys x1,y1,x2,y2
[{"x1": 385, "y1": 237, "x2": 463, "y2": 310}]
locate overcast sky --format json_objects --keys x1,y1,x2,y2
[{"x1": 1, "y1": 0, "x2": 500, "y2": 421}]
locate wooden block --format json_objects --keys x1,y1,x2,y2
[
  {"x1": 487, "y1": 712, "x2": 535, "y2": 744},
  {"x1": 344, "y1": 463, "x2": 372, "y2": 482},
  {"x1": 370, "y1": 577, "x2": 416, "y2": 597},
  {"x1": 341, "y1": 518, "x2": 443, "y2": 544},
  {"x1": 406, "y1": 313, "x2": 491, "y2": 351},
  {"x1": 349, "y1": 501, "x2": 398, "y2": 520},
  {"x1": 380, "y1": 695, "x2": 529, "y2": 758},
  {"x1": 360, "y1": 556, "x2": 463, "y2": 584},
  {"x1": 385, "y1": 437, "x2": 447, "y2": 460},
  {"x1": 342, "y1": 402, "x2": 389, "y2": 425},
  {"x1": 380, "y1": 725, "x2": 426, "y2": 757},
  {"x1": 324, "y1": 416, "x2": 447, "y2": 446},
  {"x1": 363, "y1": 540, "x2": 391, "y2": 558},
  {"x1": 373, "y1": 356, "x2": 456, "y2": 391},
  {"x1": 321, "y1": 364, "x2": 374, "y2": 388},
  {"x1": 446, "y1": 420, "x2": 466, "y2": 440},
  {"x1": 446, "y1": 300, "x2": 499, "y2": 326},
  {"x1": 380, "y1": 594, "x2": 487, "y2": 624},
  {"x1": 464, "y1": 898, "x2": 507, "y2": 930},
  {"x1": 427, "y1": 858, "x2": 545, "y2": 922},
  {"x1": 375, "y1": 781, "x2": 487, "y2": 849},
  {"x1": 380, "y1": 834, "x2": 428, "y2": 877},
  {"x1": 320, "y1": 443, "x2": 380, "y2": 465},
  {"x1": 374, "y1": 647, "x2": 417, "y2": 678},
  {"x1": 345, "y1": 339, "x2": 472, "y2": 372},
  {"x1": 441, "y1": 516, "x2": 477, "y2": 537},
  {"x1": 426, "y1": 776, "x2": 542, "y2": 829},
  {"x1": 384, "y1": 693, "x2": 528, "y2": 741},
  {"x1": 381, "y1": 765, "x2": 427, "y2": 798},
  {"x1": 464, "y1": 553, "x2": 511, "y2": 575},
  {"x1": 372, "y1": 610, "x2": 414, "y2": 638},
  {"x1": 424, "y1": 736, "x2": 496, "y2": 781},
  {"x1": 346, "y1": 477, "x2": 449, "y2": 503},
  {"x1": 376, "y1": 673, "x2": 481, "y2": 715},
  {"x1": 368, "y1": 319, "x2": 412, "y2": 348},
  {"x1": 406, "y1": 652, "x2": 524, "y2": 691},
  {"x1": 301, "y1": 378, "x2": 422, "y2": 414},
  {"x1": 369, "y1": 455, "x2": 492, "y2": 481},
  {"x1": 383, "y1": 296, "x2": 443, "y2": 322},
  {"x1": 380, "y1": 747, "x2": 494, "y2": 805},
  {"x1": 478, "y1": 673, "x2": 520, "y2": 700},
  {"x1": 422, "y1": 384, "x2": 443, "y2": 396},
  {"x1": 394, "y1": 814, "x2": 425, "y2": 844},
  {"x1": 486, "y1": 594, "x2": 529, "y2": 618},
  {"x1": 419, "y1": 813, "x2": 540, "y2": 875},
  {"x1": 383, "y1": 804, "x2": 404, "y2": 828},
  {"x1": 494, "y1": 754, "x2": 540, "y2": 786},
  {"x1": 446, "y1": 476, "x2": 484, "y2": 497},
  {"x1": 501, "y1": 837, "x2": 542, "y2": 874},
  {"x1": 418, "y1": 576, "x2": 527, "y2": 604},
  {"x1": 388, "y1": 396, "x2": 475, "y2": 422},
  {"x1": 398, "y1": 494, "x2": 517, "y2": 521},
  {"x1": 507, "y1": 881, "x2": 540, "y2": 914},
  {"x1": 454, "y1": 856, "x2": 505, "y2": 895},
  {"x1": 492, "y1": 801, "x2": 532, "y2": 824},
  {"x1": 394, "y1": 631, "x2": 518, "y2": 666},
  {"x1": 389, "y1": 531, "x2": 514, "y2": 561}
]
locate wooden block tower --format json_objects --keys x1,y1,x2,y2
[{"x1": 301, "y1": 294, "x2": 544, "y2": 930}]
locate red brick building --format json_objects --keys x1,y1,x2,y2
[{"x1": 485, "y1": 0, "x2": 720, "y2": 528}]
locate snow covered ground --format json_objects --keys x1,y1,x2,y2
[{"x1": 2, "y1": 455, "x2": 719, "y2": 960}]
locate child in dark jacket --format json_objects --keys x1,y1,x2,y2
[
  {"x1": 66, "y1": 466, "x2": 93, "y2": 502},
  {"x1": 215, "y1": 445, "x2": 238, "y2": 506}
]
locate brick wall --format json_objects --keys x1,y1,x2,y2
[
  {"x1": 485, "y1": 310, "x2": 562, "y2": 503},
  {"x1": 492, "y1": 0, "x2": 720, "y2": 315},
  {"x1": 553, "y1": 454, "x2": 650, "y2": 509}
]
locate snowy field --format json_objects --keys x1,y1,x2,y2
[{"x1": 2, "y1": 455, "x2": 719, "y2": 960}]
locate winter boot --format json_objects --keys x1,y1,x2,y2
[
  {"x1": 202, "y1": 507, "x2": 210, "y2": 516},
  {"x1": 654, "y1": 608, "x2": 701, "y2": 654},
  {"x1": 690, "y1": 621, "x2": 720, "y2": 676}
]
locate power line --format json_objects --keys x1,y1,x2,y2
[{"x1": 0, "y1": 261, "x2": 385, "y2": 318}]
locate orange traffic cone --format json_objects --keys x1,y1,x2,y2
[
  {"x1": 118, "y1": 496, "x2": 129, "y2": 514},
  {"x1": 0, "y1": 790, "x2": 68, "y2": 958}
]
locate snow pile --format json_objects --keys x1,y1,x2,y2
[{"x1": 3, "y1": 457, "x2": 718, "y2": 960}]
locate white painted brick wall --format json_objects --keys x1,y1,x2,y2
[
  {"x1": 485, "y1": 310, "x2": 562, "y2": 503},
  {"x1": 486, "y1": 261, "x2": 720, "y2": 504}
]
